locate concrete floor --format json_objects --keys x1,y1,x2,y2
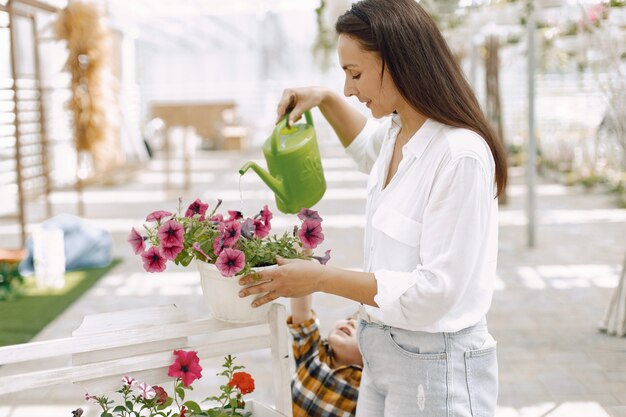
[{"x1": 0, "y1": 141, "x2": 625, "y2": 417}]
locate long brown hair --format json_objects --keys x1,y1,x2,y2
[{"x1": 336, "y1": 0, "x2": 507, "y2": 197}]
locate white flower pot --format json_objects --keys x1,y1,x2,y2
[{"x1": 196, "y1": 260, "x2": 274, "y2": 324}]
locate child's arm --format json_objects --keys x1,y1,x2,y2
[{"x1": 290, "y1": 294, "x2": 313, "y2": 325}]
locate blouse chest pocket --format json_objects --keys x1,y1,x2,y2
[{"x1": 371, "y1": 204, "x2": 422, "y2": 247}]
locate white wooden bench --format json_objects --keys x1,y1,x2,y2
[{"x1": 0, "y1": 303, "x2": 292, "y2": 416}]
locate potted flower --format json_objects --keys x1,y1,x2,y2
[
  {"x1": 77, "y1": 350, "x2": 284, "y2": 417},
  {"x1": 128, "y1": 199, "x2": 330, "y2": 323}
]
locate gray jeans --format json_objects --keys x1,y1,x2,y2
[{"x1": 356, "y1": 318, "x2": 498, "y2": 417}]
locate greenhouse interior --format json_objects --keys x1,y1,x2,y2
[{"x1": 0, "y1": 0, "x2": 625, "y2": 416}]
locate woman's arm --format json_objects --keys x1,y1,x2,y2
[
  {"x1": 276, "y1": 87, "x2": 367, "y2": 148},
  {"x1": 238, "y1": 257, "x2": 378, "y2": 308}
]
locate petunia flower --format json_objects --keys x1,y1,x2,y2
[
  {"x1": 210, "y1": 213, "x2": 224, "y2": 223},
  {"x1": 161, "y1": 244, "x2": 183, "y2": 260},
  {"x1": 127, "y1": 228, "x2": 145, "y2": 255},
  {"x1": 185, "y1": 198, "x2": 209, "y2": 220},
  {"x1": 141, "y1": 247, "x2": 167, "y2": 272},
  {"x1": 298, "y1": 208, "x2": 323, "y2": 222},
  {"x1": 260, "y1": 205, "x2": 273, "y2": 224},
  {"x1": 145, "y1": 210, "x2": 172, "y2": 222},
  {"x1": 157, "y1": 219, "x2": 184, "y2": 248},
  {"x1": 227, "y1": 210, "x2": 243, "y2": 221},
  {"x1": 167, "y1": 350, "x2": 203, "y2": 387},
  {"x1": 313, "y1": 249, "x2": 332, "y2": 265},
  {"x1": 241, "y1": 218, "x2": 256, "y2": 239},
  {"x1": 213, "y1": 237, "x2": 225, "y2": 257},
  {"x1": 216, "y1": 248, "x2": 245, "y2": 277},
  {"x1": 254, "y1": 218, "x2": 270, "y2": 239},
  {"x1": 136, "y1": 382, "x2": 156, "y2": 399},
  {"x1": 152, "y1": 386, "x2": 168, "y2": 405},
  {"x1": 179, "y1": 406, "x2": 187, "y2": 417},
  {"x1": 221, "y1": 220, "x2": 241, "y2": 247},
  {"x1": 228, "y1": 371, "x2": 255, "y2": 395},
  {"x1": 192, "y1": 242, "x2": 210, "y2": 261},
  {"x1": 121, "y1": 376, "x2": 136, "y2": 387},
  {"x1": 298, "y1": 219, "x2": 324, "y2": 249}
]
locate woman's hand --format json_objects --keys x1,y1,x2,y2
[
  {"x1": 238, "y1": 256, "x2": 325, "y2": 308},
  {"x1": 276, "y1": 87, "x2": 329, "y2": 126}
]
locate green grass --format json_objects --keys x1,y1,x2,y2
[{"x1": 0, "y1": 259, "x2": 120, "y2": 347}]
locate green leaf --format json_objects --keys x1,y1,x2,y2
[
  {"x1": 175, "y1": 385, "x2": 185, "y2": 401},
  {"x1": 183, "y1": 400, "x2": 202, "y2": 414},
  {"x1": 126, "y1": 400, "x2": 134, "y2": 409},
  {"x1": 112, "y1": 405, "x2": 127, "y2": 413}
]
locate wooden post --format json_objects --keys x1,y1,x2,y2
[
  {"x1": 30, "y1": 14, "x2": 53, "y2": 219},
  {"x1": 8, "y1": 8, "x2": 27, "y2": 247}
]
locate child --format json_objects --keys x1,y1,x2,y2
[{"x1": 287, "y1": 294, "x2": 363, "y2": 417}]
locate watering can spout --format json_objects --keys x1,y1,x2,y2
[{"x1": 239, "y1": 161, "x2": 287, "y2": 203}]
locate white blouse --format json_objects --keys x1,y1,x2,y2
[{"x1": 345, "y1": 115, "x2": 499, "y2": 333}]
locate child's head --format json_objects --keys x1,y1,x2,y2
[{"x1": 327, "y1": 318, "x2": 363, "y2": 367}]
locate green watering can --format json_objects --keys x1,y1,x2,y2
[{"x1": 239, "y1": 110, "x2": 326, "y2": 214}]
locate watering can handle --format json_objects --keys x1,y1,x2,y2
[{"x1": 271, "y1": 110, "x2": 314, "y2": 154}]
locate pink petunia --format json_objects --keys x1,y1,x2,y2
[
  {"x1": 136, "y1": 382, "x2": 156, "y2": 399},
  {"x1": 227, "y1": 210, "x2": 243, "y2": 221},
  {"x1": 192, "y1": 242, "x2": 210, "y2": 260},
  {"x1": 254, "y1": 218, "x2": 270, "y2": 238},
  {"x1": 141, "y1": 247, "x2": 167, "y2": 272},
  {"x1": 313, "y1": 249, "x2": 332, "y2": 265},
  {"x1": 298, "y1": 208, "x2": 323, "y2": 222},
  {"x1": 221, "y1": 220, "x2": 241, "y2": 247},
  {"x1": 157, "y1": 219, "x2": 184, "y2": 248},
  {"x1": 161, "y1": 244, "x2": 183, "y2": 260},
  {"x1": 260, "y1": 205, "x2": 273, "y2": 224},
  {"x1": 167, "y1": 350, "x2": 203, "y2": 387},
  {"x1": 211, "y1": 213, "x2": 224, "y2": 223},
  {"x1": 298, "y1": 220, "x2": 324, "y2": 249},
  {"x1": 185, "y1": 198, "x2": 209, "y2": 220},
  {"x1": 127, "y1": 228, "x2": 145, "y2": 255},
  {"x1": 213, "y1": 237, "x2": 225, "y2": 257},
  {"x1": 146, "y1": 210, "x2": 173, "y2": 222},
  {"x1": 215, "y1": 248, "x2": 245, "y2": 277}
]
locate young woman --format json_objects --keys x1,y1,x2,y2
[{"x1": 238, "y1": 0, "x2": 507, "y2": 415}]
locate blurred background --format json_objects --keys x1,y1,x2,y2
[{"x1": 0, "y1": 0, "x2": 625, "y2": 416}]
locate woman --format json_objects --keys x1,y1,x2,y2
[{"x1": 238, "y1": 0, "x2": 506, "y2": 415}]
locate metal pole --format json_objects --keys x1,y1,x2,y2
[
  {"x1": 527, "y1": 3, "x2": 537, "y2": 248},
  {"x1": 8, "y1": 9, "x2": 27, "y2": 247}
]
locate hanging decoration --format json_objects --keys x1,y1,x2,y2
[{"x1": 54, "y1": 1, "x2": 121, "y2": 176}]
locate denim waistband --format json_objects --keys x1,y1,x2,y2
[{"x1": 357, "y1": 305, "x2": 487, "y2": 336}]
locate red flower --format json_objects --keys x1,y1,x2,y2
[
  {"x1": 216, "y1": 248, "x2": 245, "y2": 277},
  {"x1": 260, "y1": 205, "x2": 273, "y2": 224},
  {"x1": 227, "y1": 210, "x2": 243, "y2": 221},
  {"x1": 167, "y1": 350, "x2": 203, "y2": 387},
  {"x1": 152, "y1": 385, "x2": 168, "y2": 405},
  {"x1": 157, "y1": 219, "x2": 184, "y2": 247},
  {"x1": 298, "y1": 219, "x2": 324, "y2": 249},
  {"x1": 228, "y1": 371, "x2": 255, "y2": 395},
  {"x1": 179, "y1": 406, "x2": 187, "y2": 417},
  {"x1": 185, "y1": 199, "x2": 209, "y2": 220},
  {"x1": 141, "y1": 247, "x2": 167, "y2": 272}
]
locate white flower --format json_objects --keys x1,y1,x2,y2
[
  {"x1": 136, "y1": 382, "x2": 156, "y2": 399},
  {"x1": 121, "y1": 376, "x2": 136, "y2": 386}
]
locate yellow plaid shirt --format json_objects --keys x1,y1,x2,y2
[{"x1": 287, "y1": 312, "x2": 362, "y2": 417}]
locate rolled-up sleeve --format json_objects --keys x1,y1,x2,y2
[
  {"x1": 373, "y1": 155, "x2": 494, "y2": 327},
  {"x1": 345, "y1": 118, "x2": 386, "y2": 174}
]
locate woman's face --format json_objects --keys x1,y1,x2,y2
[{"x1": 337, "y1": 34, "x2": 402, "y2": 118}]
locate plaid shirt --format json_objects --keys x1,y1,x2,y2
[{"x1": 288, "y1": 312, "x2": 362, "y2": 417}]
